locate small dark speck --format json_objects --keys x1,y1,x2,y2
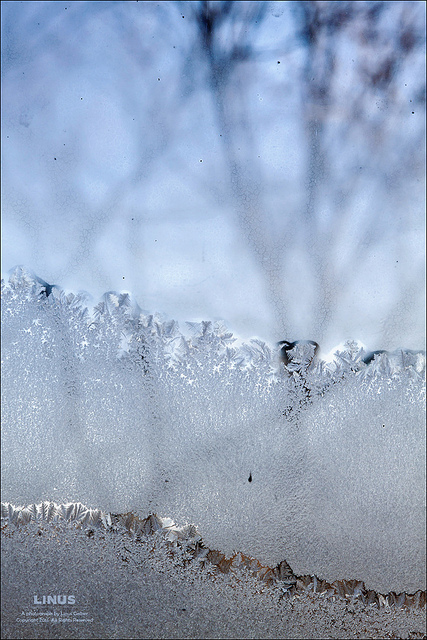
[
  {"x1": 123, "y1": 276, "x2": 125, "y2": 280},
  {"x1": 199, "y1": 159, "x2": 203, "y2": 162},
  {"x1": 382, "y1": 424, "x2": 385, "y2": 428},
  {"x1": 181, "y1": 608, "x2": 186, "y2": 612},
  {"x1": 412, "y1": 111, "x2": 414, "y2": 114},
  {"x1": 248, "y1": 472, "x2": 252, "y2": 483},
  {"x1": 158, "y1": 78, "x2": 161, "y2": 81},
  {"x1": 277, "y1": 61, "x2": 280, "y2": 64},
  {"x1": 80, "y1": 97, "x2": 83, "y2": 100},
  {"x1": 54, "y1": 158, "x2": 57, "y2": 160},
  {"x1": 165, "y1": 479, "x2": 169, "y2": 482}
]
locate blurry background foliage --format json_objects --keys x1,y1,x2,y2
[{"x1": 1, "y1": 0, "x2": 425, "y2": 351}]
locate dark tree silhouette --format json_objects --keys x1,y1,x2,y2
[
  {"x1": 2, "y1": 0, "x2": 424, "y2": 347},
  {"x1": 186, "y1": 0, "x2": 425, "y2": 344},
  {"x1": 187, "y1": 1, "x2": 291, "y2": 337}
]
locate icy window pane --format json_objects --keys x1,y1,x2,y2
[{"x1": 1, "y1": 2, "x2": 425, "y2": 604}]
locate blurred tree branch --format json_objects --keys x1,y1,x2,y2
[{"x1": 185, "y1": 0, "x2": 425, "y2": 342}]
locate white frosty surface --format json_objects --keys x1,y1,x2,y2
[
  {"x1": 2, "y1": 271, "x2": 426, "y2": 596},
  {"x1": 1, "y1": 518, "x2": 426, "y2": 640}
]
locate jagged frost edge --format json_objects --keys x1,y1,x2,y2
[{"x1": 1, "y1": 501, "x2": 425, "y2": 609}]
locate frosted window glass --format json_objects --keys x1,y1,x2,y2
[{"x1": 1, "y1": 1, "x2": 425, "y2": 604}]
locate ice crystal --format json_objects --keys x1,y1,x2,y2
[{"x1": 1, "y1": 268, "x2": 425, "y2": 593}]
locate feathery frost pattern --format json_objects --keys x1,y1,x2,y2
[
  {"x1": 1, "y1": 267, "x2": 426, "y2": 595},
  {"x1": 2, "y1": 500, "x2": 426, "y2": 610}
]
